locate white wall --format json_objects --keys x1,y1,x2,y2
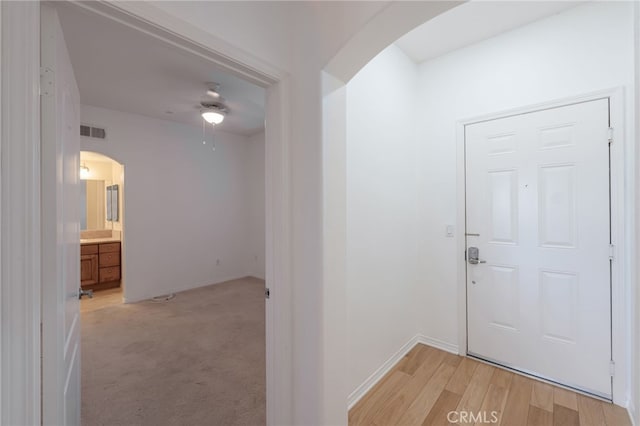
[
  {"x1": 346, "y1": 45, "x2": 421, "y2": 395},
  {"x1": 344, "y1": 0, "x2": 636, "y2": 407},
  {"x1": 152, "y1": 2, "x2": 293, "y2": 73},
  {"x1": 633, "y1": 2, "x2": 640, "y2": 423},
  {"x1": 80, "y1": 105, "x2": 264, "y2": 302},
  {"x1": 247, "y1": 131, "x2": 265, "y2": 279}
]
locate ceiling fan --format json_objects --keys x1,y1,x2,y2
[{"x1": 200, "y1": 83, "x2": 228, "y2": 125}]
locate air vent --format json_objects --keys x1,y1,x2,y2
[
  {"x1": 91, "y1": 127, "x2": 106, "y2": 139},
  {"x1": 80, "y1": 124, "x2": 106, "y2": 140}
]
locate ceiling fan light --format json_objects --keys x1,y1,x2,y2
[{"x1": 201, "y1": 109, "x2": 225, "y2": 124}]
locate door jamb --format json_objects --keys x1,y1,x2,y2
[
  {"x1": 455, "y1": 87, "x2": 629, "y2": 406},
  {"x1": 0, "y1": 2, "x2": 42, "y2": 425}
]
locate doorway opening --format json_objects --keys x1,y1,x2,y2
[
  {"x1": 42, "y1": 2, "x2": 269, "y2": 424},
  {"x1": 79, "y1": 151, "x2": 125, "y2": 313}
]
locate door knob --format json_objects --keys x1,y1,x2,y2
[
  {"x1": 467, "y1": 247, "x2": 486, "y2": 265},
  {"x1": 79, "y1": 288, "x2": 94, "y2": 299}
]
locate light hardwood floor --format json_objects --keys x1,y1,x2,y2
[
  {"x1": 80, "y1": 287, "x2": 122, "y2": 313},
  {"x1": 349, "y1": 344, "x2": 630, "y2": 426}
]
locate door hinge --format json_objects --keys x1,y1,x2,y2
[
  {"x1": 40, "y1": 67, "x2": 54, "y2": 97},
  {"x1": 265, "y1": 287, "x2": 270, "y2": 299},
  {"x1": 609, "y1": 244, "x2": 615, "y2": 261},
  {"x1": 610, "y1": 360, "x2": 615, "y2": 376},
  {"x1": 607, "y1": 127, "x2": 614, "y2": 145}
]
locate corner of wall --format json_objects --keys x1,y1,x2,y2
[
  {"x1": 417, "y1": 334, "x2": 459, "y2": 356},
  {"x1": 628, "y1": 400, "x2": 637, "y2": 426},
  {"x1": 347, "y1": 333, "x2": 460, "y2": 410},
  {"x1": 347, "y1": 335, "x2": 421, "y2": 409}
]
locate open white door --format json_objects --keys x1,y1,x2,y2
[
  {"x1": 41, "y1": 4, "x2": 82, "y2": 425},
  {"x1": 465, "y1": 99, "x2": 612, "y2": 398}
]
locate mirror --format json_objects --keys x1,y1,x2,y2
[
  {"x1": 106, "y1": 184, "x2": 119, "y2": 222},
  {"x1": 80, "y1": 181, "x2": 119, "y2": 230},
  {"x1": 81, "y1": 180, "x2": 106, "y2": 230},
  {"x1": 80, "y1": 152, "x2": 124, "y2": 231}
]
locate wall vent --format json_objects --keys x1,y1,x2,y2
[{"x1": 80, "y1": 124, "x2": 106, "y2": 140}]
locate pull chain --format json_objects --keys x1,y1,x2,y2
[
  {"x1": 201, "y1": 119, "x2": 216, "y2": 152},
  {"x1": 202, "y1": 118, "x2": 207, "y2": 145},
  {"x1": 210, "y1": 123, "x2": 216, "y2": 151}
]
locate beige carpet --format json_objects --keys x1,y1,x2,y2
[{"x1": 81, "y1": 277, "x2": 266, "y2": 426}]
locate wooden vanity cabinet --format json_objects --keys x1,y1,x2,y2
[
  {"x1": 80, "y1": 244, "x2": 99, "y2": 286},
  {"x1": 80, "y1": 241, "x2": 121, "y2": 289}
]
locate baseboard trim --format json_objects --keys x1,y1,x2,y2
[
  {"x1": 347, "y1": 335, "x2": 420, "y2": 409},
  {"x1": 123, "y1": 274, "x2": 250, "y2": 303},
  {"x1": 417, "y1": 334, "x2": 459, "y2": 355},
  {"x1": 628, "y1": 400, "x2": 637, "y2": 426},
  {"x1": 247, "y1": 274, "x2": 266, "y2": 281},
  {"x1": 347, "y1": 334, "x2": 459, "y2": 409}
]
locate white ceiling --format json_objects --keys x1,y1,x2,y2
[
  {"x1": 395, "y1": 1, "x2": 584, "y2": 64},
  {"x1": 56, "y1": 3, "x2": 266, "y2": 136}
]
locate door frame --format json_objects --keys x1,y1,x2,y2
[
  {"x1": 0, "y1": 1, "x2": 294, "y2": 425},
  {"x1": 0, "y1": 2, "x2": 42, "y2": 425},
  {"x1": 60, "y1": 2, "x2": 295, "y2": 424},
  {"x1": 455, "y1": 88, "x2": 629, "y2": 406}
]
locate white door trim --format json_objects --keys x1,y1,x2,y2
[
  {"x1": 0, "y1": 2, "x2": 42, "y2": 425},
  {"x1": 456, "y1": 88, "x2": 629, "y2": 406}
]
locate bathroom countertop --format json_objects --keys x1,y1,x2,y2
[{"x1": 80, "y1": 238, "x2": 121, "y2": 244}]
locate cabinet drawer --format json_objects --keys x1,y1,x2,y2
[
  {"x1": 99, "y1": 242, "x2": 121, "y2": 253},
  {"x1": 81, "y1": 244, "x2": 99, "y2": 255},
  {"x1": 99, "y1": 266, "x2": 120, "y2": 283},
  {"x1": 99, "y1": 252, "x2": 120, "y2": 267}
]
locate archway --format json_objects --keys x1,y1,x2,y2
[
  {"x1": 321, "y1": 1, "x2": 637, "y2": 423},
  {"x1": 79, "y1": 150, "x2": 125, "y2": 304}
]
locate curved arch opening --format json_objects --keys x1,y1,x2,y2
[{"x1": 80, "y1": 150, "x2": 126, "y2": 305}]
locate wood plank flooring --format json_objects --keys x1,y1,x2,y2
[
  {"x1": 349, "y1": 344, "x2": 630, "y2": 426},
  {"x1": 80, "y1": 287, "x2": 122, "y2": 313}
]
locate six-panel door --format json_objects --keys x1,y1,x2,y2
[{"x1": 465, "y1": 99, "x2": 612, "y2": 398}]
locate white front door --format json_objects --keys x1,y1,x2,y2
[
  {"x1": 41, "y1": 4, "x2": 82, "y2": 424},
  {"x1": 465, "y1": 99, "x2": 611, "y2": 398}
]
